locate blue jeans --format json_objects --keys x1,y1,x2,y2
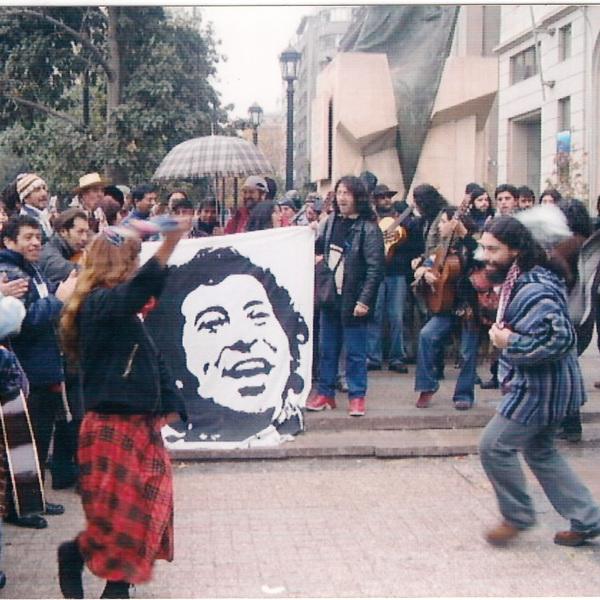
[
  {"x1": 318, "y1": 309, "x2": 368, "y2": 399},
  {"x1": 414, "y1": 315, "x2": 480, "y2": 404},
  {"x1": 366, "y1": 274, "x2": 408, "y2": 366},
  {"x1": 479, "y1": 413, "x2": 600, "y2": 531}
]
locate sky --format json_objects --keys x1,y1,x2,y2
[{"x1": 201, "y1": 6, "x2": 317, "y2": 120}]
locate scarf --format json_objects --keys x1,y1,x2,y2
[{"x1": 496, "y1": 261, "x2": 521, "y2": 327}]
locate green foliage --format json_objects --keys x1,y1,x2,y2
[{"x1": 0, "y1": 6, "x2": 228, "y2": 190}]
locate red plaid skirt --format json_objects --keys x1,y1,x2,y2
[{"x1": 77, "y1": 412, "x2": 174, "y2": 584}]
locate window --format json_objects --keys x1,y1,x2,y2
[
  {"x1": 319, "y1": 34, "x2": 338, "y2": 50},
  {"x1": 559, "y1": 23, "x2": 572, "y2": 61},
  {"x1": 510, "y1": 45, "x2": 539, "y2": 84},
  {"x1": 558, "y1": 96, "x2": 571, "y2": 132},
  {"x1": 330, "y1": 8, "x2": 351, "y2": 22}
]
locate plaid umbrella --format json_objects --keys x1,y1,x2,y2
[{"x1": 152, "y1": 135, "x2": 275, "y2": 180}]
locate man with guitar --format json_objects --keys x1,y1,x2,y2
[
  {"x1": 413, "y1": 205, "x2": 481, "y2": 410},
  {"x1": 0, "y1": 215, "x2": 77, "y2": 529},
  {"x1": 367, "y1": 184, "x2": 421, "y2": 373}
]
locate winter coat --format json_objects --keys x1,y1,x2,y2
[
  {"x1": 37, "y1": 233, "x2": 79, "y2": 287},
  {"x1": 498, "y1": 265, "x2": 585, "y2": 425},
  {"x1": 0, "y1": 249, "x2": 64, "y2": 386},
  {"x1": 316, "y1": 213, "x2": 385, "y2": 325},
  {"x1": 78, "y1": 256, "x2": 187, "y2": 420}
]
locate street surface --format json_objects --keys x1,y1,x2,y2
[{"x1": 4, "y1": 450, "x2": 600, "y2": 598}]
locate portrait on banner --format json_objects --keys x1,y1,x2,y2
[{"x1": 142, "y1": 227, "x2": 314, "y2": 448}]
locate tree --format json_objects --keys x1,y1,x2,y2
[{"x1": 0, "y1": 6, "x2": 227, "y2": 191}]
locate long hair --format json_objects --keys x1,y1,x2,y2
[
  {"x1": 412, "y1": 184, "x2": 448, "y2": 219},
  {"x1": 483, "y1": 216, "x2": 558, "y2": 274},
  {"x1": 333, "y1": 176, "x2": 377, "y2": 221},
  {"x1": 60, "y1": 234, "x2": 141, "y2": 363},
  {"x1": 247, "y1": 200, "x2": 278, "y2": 231},
  {"x1": 558, "y1": 197, "x2": 592, "y2": 238}
]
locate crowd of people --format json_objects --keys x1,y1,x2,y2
[{"x1": 0, "y1": 166, "x2": 600, "y2": 596}]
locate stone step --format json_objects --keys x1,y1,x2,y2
[
  {"x1": 304, "y1": 406, "x2": 600, "y2": 432},
  {"x1": 171, "y1": 424, "x2": 600, "y2": 463}
]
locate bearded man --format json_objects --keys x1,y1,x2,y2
[{"x1": 478, "y1": 216, "x2": 600, "y2": 548}]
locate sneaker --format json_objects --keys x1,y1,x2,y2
[
  {"x1": 554, "y1": 528, "x2": 600, "y2": 546},
  {"x1": 416, "y1": 391, "x2": 435, "y2": 408},
  {"x1": 306, "y1": 394, "x2": 336, "y2": 411},
  {"x1": 4, "y1": 513, "x2": 48, "y2": 529},
  {"x1": 348, "y1": 397, "x2": 365, "y2": 416},
  {"x1": 480, "y1": 378, "x2": 499, "y2": 390},
  {"x1": 485, "y1": 521, "x2": 522, "y2": 546},
  {"x1": 389, "y1": 362, "x2": 409, "y2": 374},
  {"x1": 453, "y1": 400, "x2": 473, "y2": 411},
  {"x1": 45, "y1": 502, "x2": 65, "y2": 515}
]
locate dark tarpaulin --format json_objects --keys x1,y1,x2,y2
[{"x1": 340, "y1": 5, "x2": 460, "y2": 195}]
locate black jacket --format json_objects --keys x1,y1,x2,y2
[
  {"x1": 316, "y1": 213, "x2": 385, "y2": 324},
  {"x1": 78, "y1": 256, "x2": 187, "y2": 420}
]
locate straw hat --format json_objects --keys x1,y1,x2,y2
[{"x1": 73, "y1": 172, "x2": 110, "y2": 194}]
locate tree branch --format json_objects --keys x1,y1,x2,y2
[
  {"x1": 3, "y1": 94, "x2": 90, "y2": 134},
  {"x1": 0, "y1": 7, "x2": 113, "y2": 81}
]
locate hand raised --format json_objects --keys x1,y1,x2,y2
[{"x1": 55, "y1": 270, "x2": 77, "y2": 303}]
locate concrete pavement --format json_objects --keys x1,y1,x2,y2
[{"x1": 2, "y1": 344, "x2": 600, "y2": 598}]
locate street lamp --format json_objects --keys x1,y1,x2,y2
[
  {"x1": 279, "y1": 45, "x2": 301, "y2": 191},
  {"x1": 248, "y1": 102, "x2": 263, "y2": 146}
]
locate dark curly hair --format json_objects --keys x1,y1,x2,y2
[
  {"x1": 483, "y1": 216, "x2": 559, "y2": 274},
  {"x1": 333, "y1": 176, "x2": 377, "y2": 221}
]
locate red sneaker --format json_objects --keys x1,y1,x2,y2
[
  {"x1": 306, "y1": 394, "x2": 336, "y2": 411},
  {"x1": 348, "y1": 397, "x2": 365, "y2": 416},
  {"x1": 416, "y1": 391, "x2": 434, "y2": 408}
]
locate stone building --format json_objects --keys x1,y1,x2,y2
[{"x1": 496, "y1": 5, "x2": 600, "y2": 202}]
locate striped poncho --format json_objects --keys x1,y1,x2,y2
[{"x1": 497, "y1": 265, "x2": 585, "y2": 425}]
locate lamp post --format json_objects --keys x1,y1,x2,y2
[
  {"x1": 248, "y1": 102, "x2": 263, "y2": 146},
  {"x1": 279, "y1": 45, "x2": 301, "y2": 191}
]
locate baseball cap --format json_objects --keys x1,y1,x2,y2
[{"x1": 243, "y1": 176, "x2": 268, "y2": 192}]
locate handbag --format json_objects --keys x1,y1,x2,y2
[{"x1": 315, "y1": 256, "x2": 343, "y2": 311}]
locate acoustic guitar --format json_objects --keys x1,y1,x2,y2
[
  {"x1": 379, "y1": 204, "x2": 413, "y2": 262},
  {"x1": 426, "y1": 196, "x2": 472, "y2": 314},
  {"x1": 0, "y1": 381, "x2": 45, "y2": 517}
]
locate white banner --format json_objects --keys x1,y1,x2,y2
[{"x1": 141, "y1": 227, "x2": 315, "y2": 449}]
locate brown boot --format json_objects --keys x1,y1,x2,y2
[
  {"x1": 485, "y1": 521, "x2": 522, "y2": 546},
  {"x1": 554, "y1": 528, "x2": 600, "y2": 547}
]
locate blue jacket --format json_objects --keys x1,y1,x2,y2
[
  {"x1": 498, "y1": 265, "x2": 584, "y2": 425},
  {"x1": 0, "y1": 249, "x2": 64, "y2": 386}
]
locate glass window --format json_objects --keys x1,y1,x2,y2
[
  {"x1": 558, "y1": 96, "x2": 571, "y2": 132},
  {"x1": 330, "y1": 8, "x2": 351, "y2": 22},
  {"x1": 559, "y1": 23, "x2": 572, "y2": 61},
  {"x1": 510, "y1": 44, "x2": 539, "y2": 85}
]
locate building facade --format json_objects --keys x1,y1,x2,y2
[
  {"x1": 495, "y1": 5, "x2": 600, "y2": 204},
  {"x1": 293, "y1": 6, "x2": 358, "y2": 191},
  {"x1": 310, "y1": 5, "x2": 501, "y2": 203}
]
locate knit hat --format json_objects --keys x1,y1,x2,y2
[{"x1": 16, "y1": 173, "x2": 47, "y2": 202}]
